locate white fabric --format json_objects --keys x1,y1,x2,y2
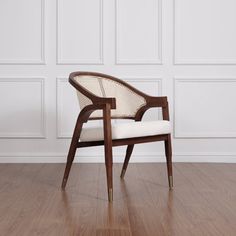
[
  {"x1": 80, "y1": 120, "x2": 171, "y2": 141},
  {"x1": 74, "y1": 75, "x2": 146, "y2": 118}
]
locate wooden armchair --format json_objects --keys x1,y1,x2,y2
[{"x1": 61, "y1": 71, "x2": 173, "y2": 202}]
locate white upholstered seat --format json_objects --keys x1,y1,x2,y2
[{"x1": 80, "y1": 120, "x2": 171, "y2": 141}]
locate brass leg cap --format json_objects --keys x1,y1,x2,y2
[
  {"x1": 108, "y1": 188, "x2": 113, "y2": 202},
  {"x1": 61, "y1": 178, "x2": 67, "y2": 189},
  {"x1": 120, "y1": 169, "x2": 126, "y2": 179},
  {"x1": 168, "y1": 176, "x2": 173, "y2": 190}
]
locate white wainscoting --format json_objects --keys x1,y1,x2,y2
[
  {"x1": 57, "y1": 0, "x2": 103, "y2": 64},
  {"x1": 174, "y1": 0, "x2": 236, "y2": 64},
  {"x1": 0, "y1": 0, "x2": 45, "y2": 64},
  {"x1": 0, "y1": 0, "x2": 236, "y2": 163},
  {"x1": 56, "y1": 78, "x2": 79, "y2": 138},
  {"x1": 115, "y1": 0, "x2": 162, "y2": 64},
  {"x1": 174, "y1": 78, "x2": 236, "y2": 138},
  {"x1": 0, "y1": 78, "x2": 45, "y2": 138}
]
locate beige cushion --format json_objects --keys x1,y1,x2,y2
[{"x1": 80, "y1": 120, "x2": 171, "y2": 141}]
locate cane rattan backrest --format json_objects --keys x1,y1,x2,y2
[{"x1": 71, "y1": 73, "x2": 146, "y2": 118}]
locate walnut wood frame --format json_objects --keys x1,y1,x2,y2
[{"x1": 61, "y1": 71, "x2": 173, "y2": 202}]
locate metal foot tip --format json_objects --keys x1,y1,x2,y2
[
  {"x1": 61, "y1": 178, "x2": 67, "y2": 189},
  {"x1": 168, "y1": 176, "x2": 173, "y2": 190},
  {"x1": 108, "y1": 188, "x2": 113, "y2": 202},
  {"x1": 120, "y1": 169, "x2": 126, "y2": 179}
]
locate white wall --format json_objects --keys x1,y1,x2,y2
[{"x1": 0, "y1": 0, "x2": 236, "y2": 163}]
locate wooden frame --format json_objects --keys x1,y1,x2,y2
[{"x1": 61, "y1": 71, "x2": 173, "y2": 202}]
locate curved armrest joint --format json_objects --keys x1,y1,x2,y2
[
  {"x1": 135, "y1": 96, "x2": 169, "y2": 121},
  {"x1": 147, "y1": 96, "x2": 168, "y2": 108},
  {"x1": 78, "y1": 99, "x2": 116, "y2": 123},
  {"x1": 93, "y1": 97, "x2": 116, "y2": 109}
]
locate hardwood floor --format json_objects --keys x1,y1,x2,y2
[{"x1": 0, "y1": 163, "x2": 236, "y2": 236}]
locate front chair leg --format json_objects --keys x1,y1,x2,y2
[
  {"x1": 164, "y1": 134, "x2": 173, "y2": 189},
  {"x1": 61, "y1": 137, "x2": 77, "y2": 189},
  {"x1": 120, "y1": 144, "x2": 134, "y2": 178},
  {"x1": 61, "y1": 119, "x2": 82, "y2": 190},
  {"x1": 103, "y1": 103, "x2": 113, "y2": 202},
  {"x1": 104, "y1": 147, "x2": 113, "y2": 202}
]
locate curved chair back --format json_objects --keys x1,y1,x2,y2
[{"x1": 69, "y1": 72, "x2": 147, "y2": 119}]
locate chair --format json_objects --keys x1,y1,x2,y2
[{"x1": 61, "y1": 71, "x2": 173, "y2": 202}]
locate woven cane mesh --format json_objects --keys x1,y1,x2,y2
[{"x1": 74, "y1": 75, "x2": 146, "y2": 118}]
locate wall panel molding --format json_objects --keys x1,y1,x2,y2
[
  {"x1": 56, "y1": 77, "x2": 77, "y2": 138},
  {"x1": 115, "y1": 0, "x2": 162, "y2": 64},
  {"x1": 1, "y1": 0, "x2": 236, "y2": 163},
  {"x1": 0, "y1": 78, "x2": 45, "y2": 138},
  {"x1": 174, "y1": 78, "x2": 236, "y2": 138},
  {"x1": 56, "y1": 0, "x2": 103, "y2": 64},
  {"x1": 0, "y1": 152, "x2": 236, "y2": 163},
  {"x1": 173, "y1": 0, "x2": 236, "y2": 65},
  {"x1": 0, "y1": 0, "x2": 45, "y2": 65}
]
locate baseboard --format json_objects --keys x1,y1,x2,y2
[{"x1": 0, "y1": 152, "x2": 236, "y2": 163}]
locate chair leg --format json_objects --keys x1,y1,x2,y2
[
  {"x1": 61, "y1": 119, "x2": 82, "y2": 190},
  {"x1": 104, "y1": 148, "x2": 113, "y2": 202},
  {"x1": 164, "y1": 134, "x2": 173, "y2": 189},
  {"x1": 104, "y1": 131, "x2": 113, "y2": 201},
  {"x1": 61, "y1": 137, "x2": 77, "y2": 189},
  {"x1": 120, "y1": 144, "x2": 134, "y2": 178},
  {"x1": 103, "y1": 103, "x2": 113, "y2": 202}
]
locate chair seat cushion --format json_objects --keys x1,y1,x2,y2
[{"x1": 80, "y1": 120, "x2": 171, "y2": 141}]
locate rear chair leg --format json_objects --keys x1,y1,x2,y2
[
  {"x1": 120, "y1": 145, "x2": 134, "y2": 178},
  {"x1": 164, "y1": 134, "x2": 173, "y2": 189}
]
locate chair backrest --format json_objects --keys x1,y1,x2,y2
[{"x1": 69, "y1": 72, "x2": 147, "y2": 119}]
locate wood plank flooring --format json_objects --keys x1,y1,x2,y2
[{"x1": 0, "y1": 163, "x2": 236, "y2": 236}]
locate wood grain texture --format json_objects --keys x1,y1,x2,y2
[{"x1": 1, "y1": 163, "x2": 236, "y2": 236}]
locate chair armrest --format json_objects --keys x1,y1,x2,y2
[
  {"x1": 135, "y1": 96, "x2": 169, "y2": 121},
  {"x1": 93, "y1": 97, "x2": 116, "y2": 109},
  {"x1": 146, "y1": 96, "x2": 168, "y2": 108},
  {"x1": 78, "y1": 101, "x2": 115, "y2": 123}
]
